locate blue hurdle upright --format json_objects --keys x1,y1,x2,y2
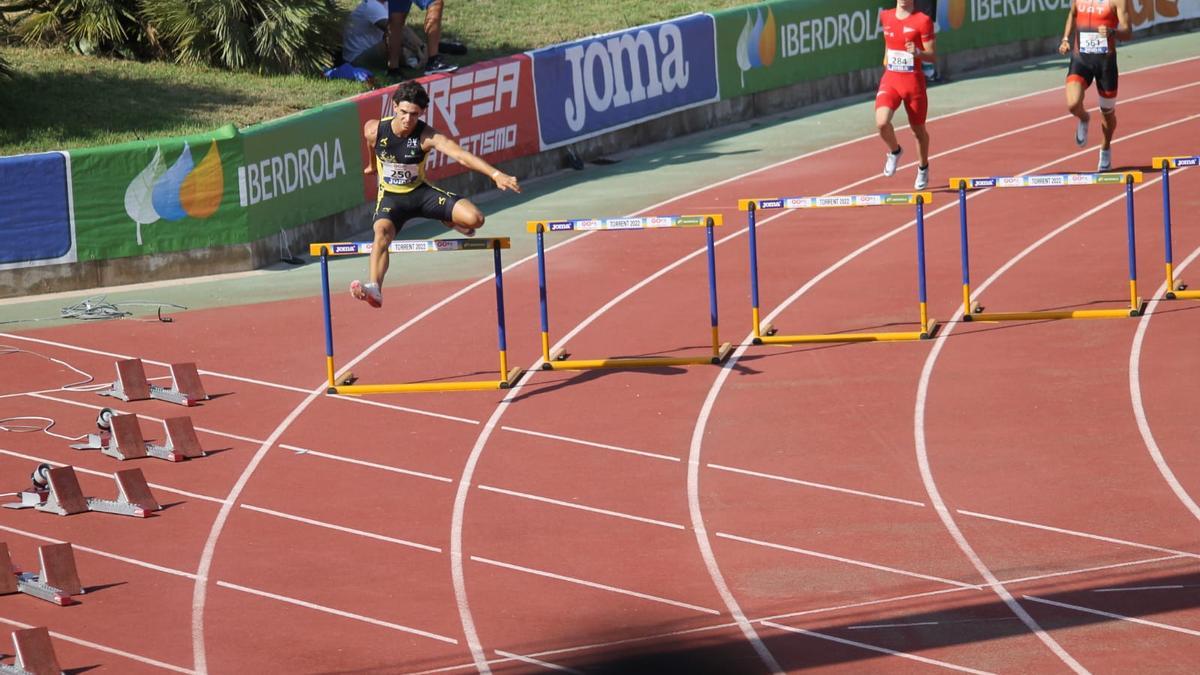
[{"x1": 1153, "y1": 155, "x2": 1200, "y2": 300}]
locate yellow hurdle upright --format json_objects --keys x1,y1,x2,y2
[
  {"x1": 311, "y1": 238, "x2": 522, "y2": 394},
  {"x1": 1153, "y1": 155, "x2": 1200, "y2": 300},
  {"x1": 738, "y1": 192, "x2": 938, "y2": 344},
  {"x1": 527, "y1": 214, "x2": 732, "y2": 370},
  {"x1": 951, "y1": 171, "x2": 1147, "y2": 322}
]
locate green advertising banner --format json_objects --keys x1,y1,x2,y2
[
  {"x1": 240, "y1": 101, "x2": 366, "y2": 240},
  {"x1": 69, "y1": 125, "x2": 246, "y2": 261},
  {"x1": 715, "y1": 1, "x2": 893, "y2": 99},
  {"x1": 934, "y1": 0, "x2": 1073, "y2": 54}
]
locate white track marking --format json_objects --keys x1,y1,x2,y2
[
  {"x1": 0, "y1": 523, "x2": 197, "y2": 579},
  {"x1": 760, "y1": 620, "x2": 996, "y2": 674},
  {"x1": 238, "y1": 504, "x2": 442, "y2": 553},
  {"x1": 1024, "y1": 596, "x2": 1200, "y2": 637},
  {"x1": 957, "y1": 509, "x2": 1200, "y2": 558},
  {"x1": 909, "y1": 117, "x2": 1198, "y2": 674},
  {"x1": 1093, "y1": 584, "x2": 1189, "y2": 593},
  {"x1": 279, "y1": 443, "x2": 454, "y2": 483},
  {"x1": 476, "y1": 484, "x2": 685, "y2": 529},
  {"x1": 500, "y1": 425, "x2": 680, "y2": 462},
  {"x1": 715, "y1": 532, "x2": 982, "y2": 589},
  {"x1": 469, "y1": 555, "x2": 720, "y2": 615},
  {"x1": 0, "y1": 616, "x2": 196, "y2": 673},
  {"x1": 493, "y1": 650, "x2": 585, "y2": 674},
  {"x1": 1004, "y1": 555, "x2": 1188, "y2": 585},
  {"x1": 707, "y1": 463, "x2": 926, "y2": 507},
  {"x1": 215, "y1": 581, "x2": 458, "y2": 644},
  {"x1": 1128, "y1": 229, "x2": 1200, "y2": 522}
]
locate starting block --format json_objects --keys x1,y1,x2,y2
[
  {"x1": 526, "y1": 215, "x2": 733, "y2": 370},
  {"x1": 311, "y1": 238, "x2": 523, "y2": 393},
  {"x1": 0, "y1": 627, "x2": 63, "y2": 675},
  {"x1": 2, "y1": 465, "x2": 159, "y2": 518},
  {"x1": 70, "y1": 412, "x2": 204, "y2": 461},
  {"x1": 1153, "y1": 155, "x2": 1200, "y2": 300},
  {"x1": 99, "y1": 359, "x2": 208, "y2": 406},
  {"x1": 739, "y1": 194, "x2": 938, "y2": 343},
  {"x1": 952, "y1": 171, "x2": 1146, "y2": 321},
  {"x1": 1, "y1": 542, "x2": 82, "y2": 606}
]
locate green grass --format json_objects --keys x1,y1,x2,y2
[{"x1": 0, "y1": 0, "x2": 749, "y2": 156}]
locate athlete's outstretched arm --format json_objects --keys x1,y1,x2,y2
[{"x1": 426, "y1": 130, "x2": 521, "y2": 193}]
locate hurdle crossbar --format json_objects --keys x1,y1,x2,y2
[
  {"x1": 1153, "y1": 156, "x2": 1200, "y2": 300},
  {"x1": 951, "y1": 171, "x2": 1147, "y2": 322},
  {"x1": 525, "y1": 215, "x2": 732, "y2": 370},
  {"x1": 737, "y1": 192, "x2": 938, "y2": 344},
  {"x1": 311, "y1": 238, "x2": 522, "y2": 394}
]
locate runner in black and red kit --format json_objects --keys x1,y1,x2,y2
[
  {"x1": 876, "y1": 0, "x2": 937, "y2": 190},
  {"x1": 1059, "y1": 0, "x2": 1132, "y2": 171}
]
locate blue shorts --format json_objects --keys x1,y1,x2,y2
[{"x1": 389, "y1": 0, "x2": 437, "y2": 11}]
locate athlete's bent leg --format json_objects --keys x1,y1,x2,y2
[
  {"x1": 912, "y1": 124, "x2": 930, "y2": 167},
  {"x1": 875, "y1": 105, "x2": 901, "y2": 153},
  {"x1": 370, "y1": 218, "x2": 396, "y2": 286},
  {"x1": 445, "y1": 199, "x2": 485, "y2": 237},
  {"x1": 1066, "y1": 79, "x2": 1090, "y2": 146}
]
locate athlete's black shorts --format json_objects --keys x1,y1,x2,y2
[
  {"x1": 1068, "y1": 52, "x2": 1119, "y2": 100},
  {"x1": 373, "y1": 182, "x2": 460, "y2": 228}
]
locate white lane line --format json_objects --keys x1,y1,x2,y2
[
  {"x1": 470, "y1": 555, "x2": 721, "y2": 615},
  {"x1": 707, "y1": 463, "x2": 926, "y2": 507},
  {"x1": 1004, "y1": 554, "x2": 1188, "y2": 585},
  {"x1": 1024, "y1": 595, "x2": 1200, "y2": 637},
  {"x1": 957, "y1": 509, "x2": 1200, "y2": 558},
  {"x1": 715, "y1": 532, "x2": 981, "y2": 589},
  {"x1": 238, "y1": 504, "x2": 442, "y2": 553},
  {"x1": 279, "y1": 443, "x2": 454, "y2": 483},
  {"x1": 760, "y1": 620, "x2": 996, "y2": 674},
  {"x1": 476, "y1": 484, "x2": 685, "y2": 530},
  {"x1": 500, "y1": 425, "x2": 680, "y2": 462},
  {"x1": 493, "y1": 650, "x2": 585, "y2": 674},
  {"x1": 847, "y1": 621, "x2": 940, "y2": 629},
  {"x1": 0, "y1": 446, "x2": 224, "y2": 504},
  {"x1": 327, "y1": 394, "x2": 480, "y2": 425},
  {"x1": 1093, "y1": 584, "x2": 1189, "y2": 593},
  {"x1": 215, "y1": 580, "x2": 459, "y2": 644},
  {"x1": 0, "y1": 616, "x2": 196, "y2": 674},
  {"x1": 1129, "y1": 229, "x2": 1200, "y2": 523},
  {"x1": 0, "y1": 522, "x2": 197, "y2": 579},
  {"x1": 910, "y1": 115, "x2": 1200, "y2": 675}
]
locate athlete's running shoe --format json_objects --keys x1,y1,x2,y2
[
  {"x1": 1075, "y1": 116, "x2": 1089, "y2": 147},
  {"x1": 1097, "y1": 148, "x2": 1112, "y2": 172},
  {"x1": 884, "y1": 147, "x2": 902, "y2": 177},
  {"x1": 914, "y1": 165, "x2": 929, "y2": 190},
  {"x1": 350, "y1": 280, "x2": 382, "y2": 308}
]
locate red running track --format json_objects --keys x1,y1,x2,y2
[{"x1": 1, "y1": 56, "x2": 1198, "y2": 674}]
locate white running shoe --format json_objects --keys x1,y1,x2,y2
[
  {"x1": 1097, "y1": 148, "x2": 1112, "y2": 172},
  {"x1": 1075, "y1": 117, "x2": 1089, "y2": 147},
  {"x1": 883, "y1": 148, "x2": 902, "y2": 177},
  {"x1": 914, "y1": 165, "x2": 929, "y2": 190},
  {"x1": 350, "y1": 280, "x2": 382, "y2": 308}
]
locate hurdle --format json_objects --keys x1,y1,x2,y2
[
  {"x1": 952, "y1": 171, "x2": 1146, "y2": 321},
  {"x1": 526, "y1": 215, "x2": 732, "y2": 370},
  {"x1": 738, "y1": 193, "x2": 937, "y2": 343},
  {"x1": 1153, "y1": 155, "x2": 1200, "y2": 300},
  {"x1": 311, "y1": 238, "x2": 522, "y2": 393}
]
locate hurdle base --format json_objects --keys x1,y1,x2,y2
[
  {"x1": 969, "y1": 303, "x2": 1144, "y2": 322},
  {"x1": 542, "y1": 348, "x2": 732, "y2": 371},
  {"x1": 754, "y1": 321, "x2": 938, "y2": 344},
  {"x1": 328, "y1": 369, "x2": 524, "y2": 395},
  {"x1": 751, "y1": 323, "x2": 777, "y2": 345},
  {"x1": 1166, "y1": 280, "x2": 1199, "y2": 300}
]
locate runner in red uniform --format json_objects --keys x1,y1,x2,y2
[
  {"x1": 876, "y1": 0, "x2": 936, "y2": 190},
  {"x1": 1059, "y1": 0, "x2": 1131, "y2": 171}
]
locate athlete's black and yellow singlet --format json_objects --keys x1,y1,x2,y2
[{"x1": 372, "y1": 117, "x2": 458, "y2": 226}]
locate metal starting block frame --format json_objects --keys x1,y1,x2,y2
[
  {"x1": 0, "y1": 626, "x2": 64, "y2": 675},
  {"x1": 311, "y1": 238, "x2": 523, "y2": 394},
  {"x1": 526, "y1": 215, "x2": 733, "y2": 370},
  {"x1": 99, "y1": 359, "x2": 208, "y2": 406},
  {"x1": 1153, "y1": 155, "x2": 1200, "y2": 300},
  {"x1": 952, "y1": 171, "x2": 1147, "y2": 321},
  {"x1": 69, "y1": 413, "x2": 205, "y2": 461},
  {"x1": 2, "y1": 466, "x2": 160, "y2": 518},
  {"x1": 739, "y1": 193, "x2": 938, "y2": 343},
  {"x1": 2, "y1": 542, "x2": 82, "y2": 606}
]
